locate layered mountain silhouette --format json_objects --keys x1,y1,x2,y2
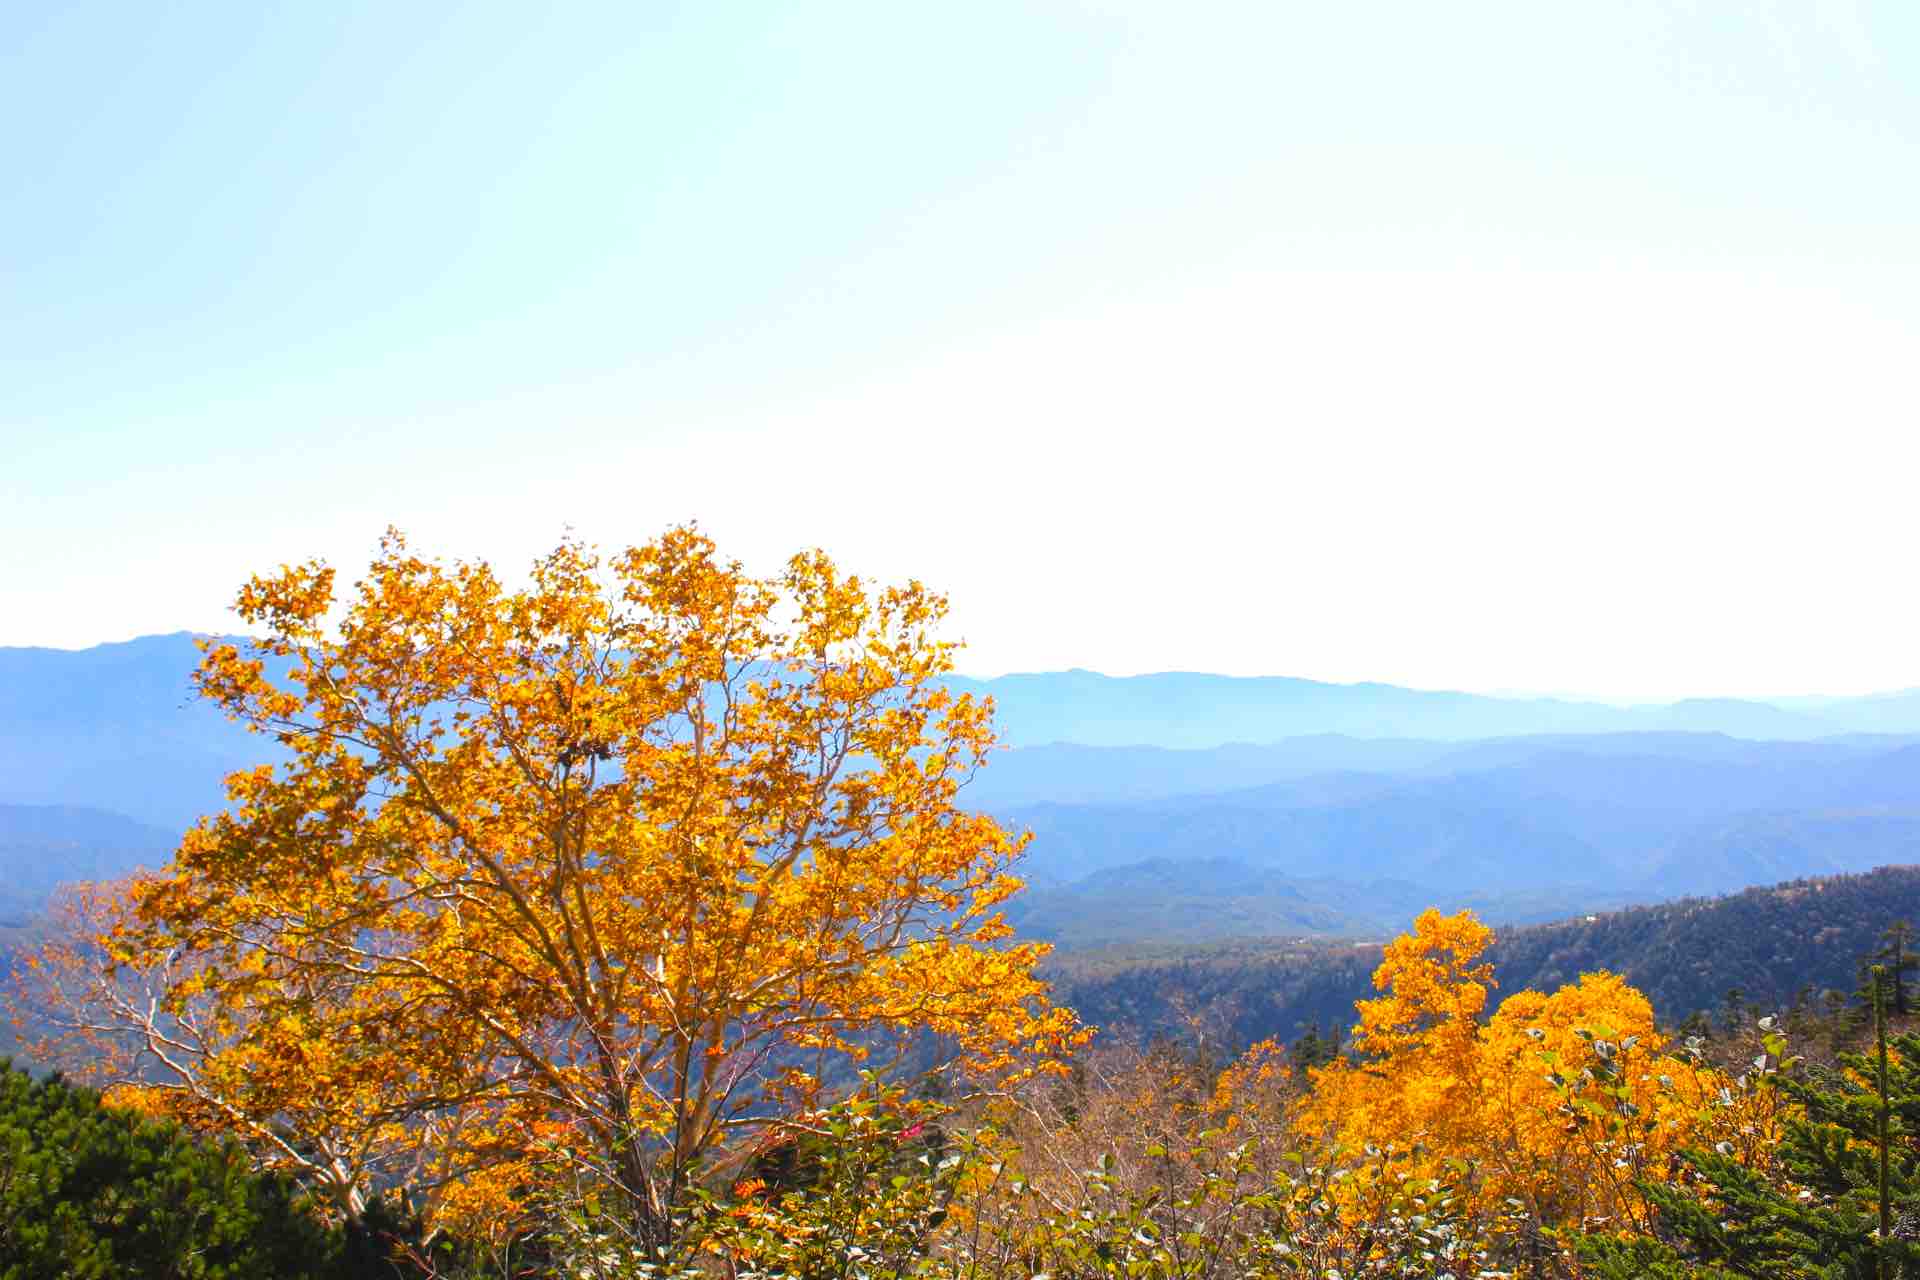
[
  {"x1": 0, "y1": 804, "x2": 172, "y2": 922},
  {"x1": 4, "y1": 635, "x2": 1919, "y2": 936},
  {"x1": 943, "y1": 669, "x2": 1920, "y2": 748},
  {"x1": 991, "y1": 738, "x2": 1920, "y2": 941},
  {"x1": 0, "y1": 634, "x2": 259, "y2": 830}
]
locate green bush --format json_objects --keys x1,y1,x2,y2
[{"x1": 0, "y1": 1060, "x2": 355, "y2": 1279}]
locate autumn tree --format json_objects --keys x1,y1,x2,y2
[
  {"x1": 1475, "y1": 971, "x2": 1715, "y2": 1235},
  {"x1": 1300, "y1": 909, "x2": 1738, "y2": 1255},
  {"x1": 59, "y1": 528, "x2": 1080, "y2": 1260},
  {"x1": 1297, "y1": 907, "x2": 1496, "y2": 1159}
]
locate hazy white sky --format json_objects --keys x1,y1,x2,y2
[{"x1": 4, "y1": 2, "x2": 1917, "y2": 699}]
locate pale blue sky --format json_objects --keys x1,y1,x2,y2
[{"x1": 5, "y1": 2, "x2": 1918, "y2": 698}]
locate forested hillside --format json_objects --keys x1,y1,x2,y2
[{"x1": 1050, "y1": 864, "x2": 1920, "y2": 1052}]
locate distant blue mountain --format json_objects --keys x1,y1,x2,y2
[
  {"x1": 0, "y1": 634, "x2": 260, "y2": 830},
  {"x1": 1003, "y1": 855, "x2": 1650, "y2": 947},
  {"x1": 6, "y1": 635, "x2": 1920, "y2": 939},
  {"x1": 990, "y1": 740, "x2": 1920, "y2": 924},
  {"x1": 938, "y1": 668, "x2": 1900, "y2": 747},
  {"x1": 1647, "y1": 811, "x2": 1920, "y2": 897},
  {"x1": 956, "y1": 737, "x2": 1460, "y2": 809},
  {"x1": 0, "y1": 804, "x2": 172, "y2": 921}
]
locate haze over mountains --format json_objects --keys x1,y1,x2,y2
[
  {"x1": 995, "y1": 737, "x2": 1920, "y2": 944},
  {"x1": 0, "y1": 804, "x2": 172, "y2": 923},
  {"x1": 0, "y1": 634, "x2": 251, "y2": 831},
  {"x1": 5, "y1": 633, "x2": 1920, "y2": 941},
  {"x1": 947, "y1": 668, "x2": 1920, "y2": 748}
]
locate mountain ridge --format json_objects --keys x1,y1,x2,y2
[
  {"x1": 1049, "y1": 864, "x2": 1920, "y2": 1052},
  {"x1": 7, "y1": 636, "x2": 1920, "y2": 935}
]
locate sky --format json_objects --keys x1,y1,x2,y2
[{"x1": 4, "y1": 2, "x2": 1917, "y2": 700}]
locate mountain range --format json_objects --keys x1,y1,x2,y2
[
  {"x1": 4, "y1": 634, "x2": 1920, "y2": 942},
  {"x1": 990, "y1": 736, "x2": 1920, "y2": 943},
  {"x1": 0, "y1": 803, "x2": 172, "y2": 923},
  {"x1": 945, "y1": 668, "x2": 1920, "y2": 748}
]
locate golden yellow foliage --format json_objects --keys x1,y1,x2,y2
[
  {"x1": 1299, "y1": 908, "x2": 1494, "y2": 1161},
  {"x1": 72, "y1": 527, "x2": 1081, "y2": 1242},
  {"x1": 1302, "y1": 909, "x2": 1736, "y2": 1234}
]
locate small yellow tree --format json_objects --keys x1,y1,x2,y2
[
  {"x1": 71, "y1": 527, "x2": 1080, "y2": 1253},
  {"x1": 1301, "y1": 910, "x2": 1727, "y2": 1239},
  {"x1": 1299, "y1": 908, "x2": 1496, "y2": 1157},
  {"x1": 1476, "y1": 972, "x2": 1709, "y2": 1232}
]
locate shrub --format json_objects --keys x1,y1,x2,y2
[{"x1": 0, "y1": 1059, "x2": 365, "y2": 1278}]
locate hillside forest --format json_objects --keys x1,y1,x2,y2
[{"x1": 6, "y1": 528, "x2": 1920, "y2": 1278}]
